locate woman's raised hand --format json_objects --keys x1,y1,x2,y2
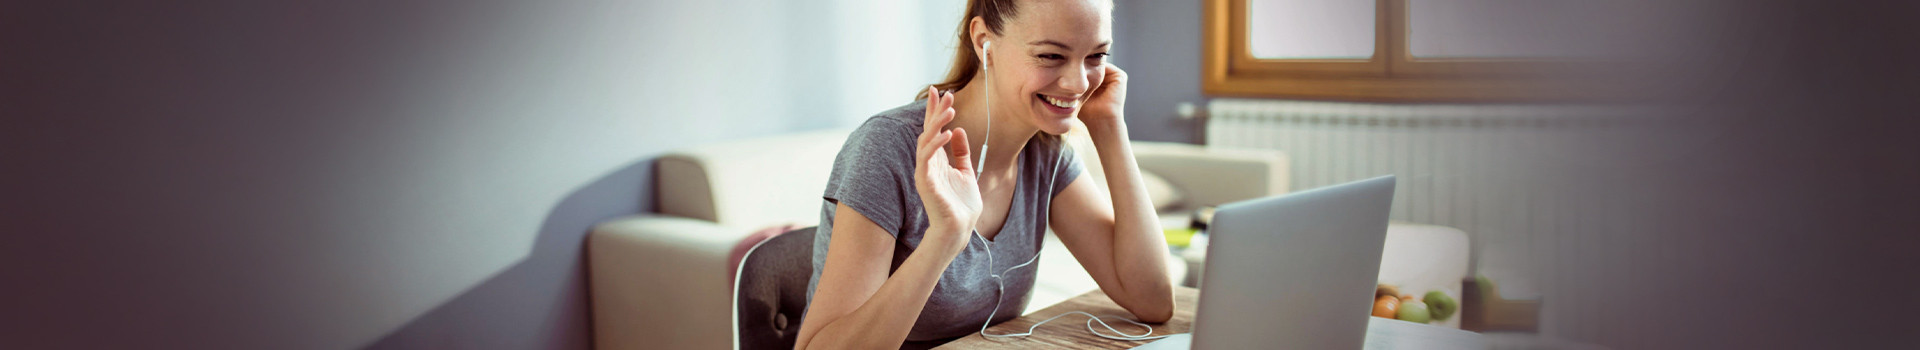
[
  {"x1": 915, "y1": 87, "x2": 983, "y2": 248},
  {"x1": 1079, "y1": 63, "x2": 1128, "y2": 124}
]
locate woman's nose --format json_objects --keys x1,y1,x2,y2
[{"x1": 1058, "y1": 65, "x2": 1091, "y2": 94}]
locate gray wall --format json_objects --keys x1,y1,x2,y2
[
  {"x1": 1, "y1": 0, "x2": 956, "y2": 348},
  {"x1": 1112, "y1": 0, "x2": 1206, "y2": 144},
  {"x1": 0, "y1": 0, "x2": 1182, "y2": 348}
]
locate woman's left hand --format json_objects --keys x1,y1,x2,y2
[{"x1": 1079, "y1": 64, "x2": 1127, "y2": 124}]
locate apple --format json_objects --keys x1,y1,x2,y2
[
  {"x1": 1424, "y1": 290, "x2": 1458, "y2": 321},
  {"x1": 1396, "y1": 299, "x2": 1432, "y2": 323}
]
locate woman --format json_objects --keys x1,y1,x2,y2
[{"x1": 795, "y1": 0, "x2": 1173, "y2": 348}]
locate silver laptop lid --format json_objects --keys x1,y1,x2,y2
[{"x1": 1192, "y1": 175, "x2": 1397, "y2": 349}]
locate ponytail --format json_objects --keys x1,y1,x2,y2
[{"x1": 916, "y1": 0, "x2": 1020, "y2": 100}]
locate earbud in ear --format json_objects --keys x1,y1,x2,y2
[{"x1": 981, "y1": 41, "x2": 992, "y2": 68}]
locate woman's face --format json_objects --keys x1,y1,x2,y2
[{"x1": 981, "y1": 0, "x2": 1112, "y2": 135}]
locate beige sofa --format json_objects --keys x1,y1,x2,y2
[{"x1": 586, "y1": 126, "x2": 1293, "y2": 349}]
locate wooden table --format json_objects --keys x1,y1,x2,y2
[{"x1": 935, "y1": 287, "x2": 1199, "y2": 349}]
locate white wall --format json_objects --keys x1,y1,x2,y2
[{"x1": 1, "y1": 0, "x2": 965, "y2": 348}]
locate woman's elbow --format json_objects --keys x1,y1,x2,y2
[
  {"x1": 1135, "y1": 306, "x2": 1174, "y2": 324},
  {"x1": 1131, "y1": 293, "x2": 1177, "y2": 323}
]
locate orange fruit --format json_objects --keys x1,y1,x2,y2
[{"x1": 1371, "y1": 295, "x2": 1400, "y2": 318}]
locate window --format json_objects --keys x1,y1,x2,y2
[{"x1": 1205, "y1": 0, "x2": 1636, "y2": 101}]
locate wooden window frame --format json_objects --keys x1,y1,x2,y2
[{"x1": 1204, "y1": 0, "x2": 1589, "y2": 102}]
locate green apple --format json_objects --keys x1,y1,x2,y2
[
  {"x1": 1396, "y1": 299, "x2": 1432, "y2": 323},
  {"x1": 1424, "y1": 290, "x2": 1458, "y2": 321}
]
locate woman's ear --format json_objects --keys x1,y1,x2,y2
[{"x1": 968, "y1": 16, "x2": 992, "y2": 64}]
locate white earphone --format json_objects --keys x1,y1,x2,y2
[
  {"x1": 981, "y1": 40, "x2": 992, "y2": 66},
  {"x1": 977, "y1": 40, "x2": 992, "y2": 171}
]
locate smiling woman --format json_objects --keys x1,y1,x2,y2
[{"x1": 792, "y1": 0, "x2": 1178, "y2": 349}]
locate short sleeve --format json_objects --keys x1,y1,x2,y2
[
  {"x1": 821, "y1": 117, "x2": 921, "y2": 239},
  {"x1": 1047, "y1": 136, "x2": 1087, "y2": 198}
]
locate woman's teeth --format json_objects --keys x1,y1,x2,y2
[{"x1": 1040, "y1": 94, "x2": 1077, "y2": 109}]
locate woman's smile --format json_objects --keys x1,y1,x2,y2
[{"x1": 1036, "y1": 93, "x2": 1079, "y2": 115}]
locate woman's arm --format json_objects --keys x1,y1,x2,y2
[
  {"x1": 1047, "y1": 63, "x2": 1176, "y2": 322},
  {"x1": 795, "y1": 88, "x2": 983, "y2": 349},
  {"x1": 793, "y1": 204, "x2": 968, "y2": 350},
  {"x1": 1047, "y1": 132, "x2": 1177, "y2": 323}
]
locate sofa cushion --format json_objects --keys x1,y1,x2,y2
[
  {"x1": 1140, "y1": 170, "x2": 1186, "y2": 212},
  {"x1": 657, "y1": 128, "x2": 853, "y2": 229}
]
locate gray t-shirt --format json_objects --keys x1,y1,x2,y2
[{"x1": 806, "y1": 99, "x2": 1084, "y2": 341}]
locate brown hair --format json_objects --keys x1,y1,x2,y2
[{"x1": 916, "y1": 0, "x2": 1020, "y2": 100}]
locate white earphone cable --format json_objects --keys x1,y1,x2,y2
[{"x1": 968, "y1": 137, "x2": 1174, "y2": 342}]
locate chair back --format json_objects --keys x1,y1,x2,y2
[{"x1": 734, "y1": 226, "x2": 817, "y2": 350}]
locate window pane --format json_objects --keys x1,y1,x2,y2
[
  {"x1": 1410, "y1": 0, "x2": 1644, "y2": 59},
  {"x1": 1248, "y1": 0, "x2": 1375, "y2": 59}
]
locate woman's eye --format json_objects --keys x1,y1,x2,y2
[
  {"x1": 1086, "y1": 53, "x2": 1110, "y2": 64},
  {"x1": 1038, "y1": 54, "x2": 1066, "y2": 61}
]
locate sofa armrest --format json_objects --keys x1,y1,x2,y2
[
  {"x1": 1129, "y1": 142, "x2": 1289, "y2": 208},
  {"x1": 588, "y1": 215, "x2": 750, "y2": 350}
]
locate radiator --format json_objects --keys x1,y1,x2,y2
[{"x1": 1204, "y1": 98, "x2": 1662, "y2": 346}]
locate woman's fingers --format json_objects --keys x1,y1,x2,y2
[
  {"x1": 918, "y1": 88, "x2": 960, "y2": 167},
  {"x1": 919, "y1": 87, "x2": 940, "y2": 145},
  {"x1": 917, "y1": 88, "x2": 948, "y2": 165},
  {"x1": 915, "y1": 87, "x2": 972, "y2": 182},
  {"x1": 946, "y1": 127, "x2": 972, "y2": 174},
  {"x1": 921, "y1": 88, "x2": 955, "y2": 138},
  {"x1": 1094, "y1": 64, "x2": 1125, "y2": 96},
  {"x1": 924, "y1": 130, "x2": 953, "y2": 173}
]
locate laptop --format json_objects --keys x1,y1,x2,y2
[{"x1": 1136, "y1": 175, "x2": 1397, "y2": 349}]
